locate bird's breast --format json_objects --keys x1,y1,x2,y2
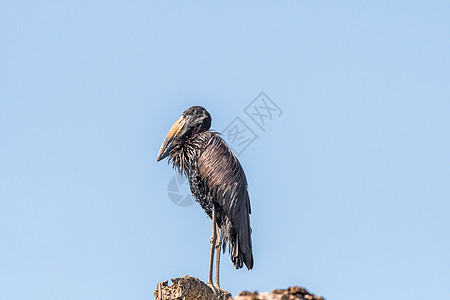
[{"x1": 188, "y1": 162, "x2": 213, "y2": 218}]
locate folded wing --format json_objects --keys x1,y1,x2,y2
[{"x1": 197, "y1": 134, "x2": 253, "y2": 270}]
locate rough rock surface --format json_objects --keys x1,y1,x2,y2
[
  {"x1": 154, "y1": 276, "x2": 325, "y2": 300},
  {"x1": 154, "y1": 275, "x2": 232, "y2": 300},
  {"x1": 234, "y1": 286, "x2": 325, "y2": 300}
]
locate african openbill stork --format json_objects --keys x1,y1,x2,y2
[{"x1": 157, "y1": 106, "x2": 253, "y2": 288}]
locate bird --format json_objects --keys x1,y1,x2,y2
[{"x1": 156, "y1": 106, "x2": 253, "y2": 288}]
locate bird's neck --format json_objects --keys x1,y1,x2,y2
[{"x1": 168, "y1": 131, "x2": 215, "y2": 175}]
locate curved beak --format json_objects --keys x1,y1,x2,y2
[{"x1": 157, "y1": 116, "x2": 187, "y2": 162}]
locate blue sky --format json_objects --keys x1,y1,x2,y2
[{"x1": 1, "y1": 1, "x2": 449, "y2": 299}]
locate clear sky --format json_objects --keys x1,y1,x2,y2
[{"x1": 1, "y1": 1, "x2": 449, "y2": 300}]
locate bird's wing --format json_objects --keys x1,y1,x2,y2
[{"x1": 197, "y1": 133, "x2": 253, "y2": 270}]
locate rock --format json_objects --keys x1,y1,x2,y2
[
  {"x1": 154, "y1": 276, "x2": 325, "y2": 300},
  {"x1": 154, "y1": 275, "x2": 232, "y2": 300},
  {"x1": 234, "y1": 286, "x2": 325, "y2": 300}
]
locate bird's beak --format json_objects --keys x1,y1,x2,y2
[{"x1": 157, "y1": 115, "x2": 187, "y2": 162}]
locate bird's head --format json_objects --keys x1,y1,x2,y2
[{"x1": 157, "y1": 106, "x2": 211, "y2": 162}]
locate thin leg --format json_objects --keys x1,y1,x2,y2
[
  {"x1": 207, "y1": 207, "x2": 217, "y2": 285},
  {"x1": 214, "y1": 222, "x2": 221, "y2": 288}
]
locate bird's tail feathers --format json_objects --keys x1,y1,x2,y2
[{"x1": 220, "y1": 217, "x2": 253, "y2": 270}]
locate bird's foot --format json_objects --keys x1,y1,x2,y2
[
  {"x1": 207, "y1": 282, "x2": 215, "y2": 292},
  {"x1": 207, "y1": 283, "x2": 222, "y2": 294}
]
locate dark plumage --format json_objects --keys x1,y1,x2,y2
[{"x1": 157, "y1": 106, "x2": 253, "y2": 286}]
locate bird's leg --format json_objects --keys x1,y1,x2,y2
[
  {"x1": 207, "y1": 207, "x2": 217, "y2": 286},
  {"x1": 214, "y1": 221, "x2": 221, "y2": 288}
]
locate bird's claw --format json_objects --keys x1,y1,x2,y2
[
  {"x1": 207, "y1": 282, "x2": 216, "y2": 292},
  {"x1": 207, "y1": 283, "x2": 222, "y2": 294}
]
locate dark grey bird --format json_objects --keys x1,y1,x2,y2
[{"x1": 157, "y1": 106, "x2": 253, "y2": 288}]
